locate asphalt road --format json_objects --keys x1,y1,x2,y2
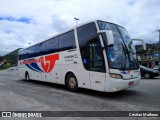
[{"x1": 0, "y1": 69, "x2": 160, "y2": 120}]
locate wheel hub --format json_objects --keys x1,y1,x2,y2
[{"x1": 69, "y1": 77, "x2": 76, "y2": 88}]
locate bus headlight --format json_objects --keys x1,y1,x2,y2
[{"x1": 110, "y1": 73, "x2": 123, "y2": 79}]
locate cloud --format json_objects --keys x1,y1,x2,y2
[
  {"x1": 0, "y1": 0, "x2": 159, "y2": 55},
  {"x1": 124, "y1": 0, "x2": 160, "y2": 43},
  {"x1": 0, "y1": 16, "x2": 34, "y2": 24},
  {"x1": 127, "y1": 0, "x2": 137, "y2": 5},
  {"x1": 51, "y1": 15, "x2": 70, "y2": 32}
]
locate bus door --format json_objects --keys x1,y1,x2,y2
[{"x1": 88, "y1": 38, "x2": 106, "y2": 91}]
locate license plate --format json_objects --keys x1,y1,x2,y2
[{"x1": 128, "y1": 81, "x2": 134, "y2": 86}]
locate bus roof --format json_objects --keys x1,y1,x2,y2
[{"x1": 19, "y1": 20, "x2": 122, "y2": 52}]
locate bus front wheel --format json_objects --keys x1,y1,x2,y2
[{"x1": 66, "y1": 73, "x2": 78, "y2": 92}]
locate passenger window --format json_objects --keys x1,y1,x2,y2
[
  {"x1": 28, "y1": 46, "x2": 36, "y2": 58},
  {"x1": 36, "y1": 42, "x2": 46, "y2": 56},
  {"x1": 59, "y1": 30, "x2": 76, "y2": 51},
  {"x1": 23, "y1": 49, "x2": 28, "y2": 59},
  {"x1": 45, "y1": 37, "x2": 59, "y2": 54},
  {"x1": 19, "y1": 51, "x2": 23, "y2": 60}
]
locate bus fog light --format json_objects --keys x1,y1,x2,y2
[{"x1": 110, "y1": 73, "x2": 123, "y2": 79}]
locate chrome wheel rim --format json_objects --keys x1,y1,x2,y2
[{"x1": 69, "y1": 77, "x2": 76, "y2": 88}]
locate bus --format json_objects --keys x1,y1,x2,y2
[{"x1": 18, "y1": 20, "x2": 145, "y2": 92}]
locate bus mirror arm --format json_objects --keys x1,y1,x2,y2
[
  {"x1": 131, "y1": 39, "x2": 146, "y2": 50},
  {"x1": 97, "y1": 30, "x2": 114, "y2": 47}
]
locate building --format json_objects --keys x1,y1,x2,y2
[{"x1": 136, "y1": 43, "x2": 160, "y2": 68}]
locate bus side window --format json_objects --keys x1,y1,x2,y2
[
  {"x1": 77, "y1": 22, "x2": 98, "y2": 70},
  {"x1": 36, "y1": 42, "x2": 46, "y2": 56},
  {"x1": 45, "y1": 37, "x2": 59, "y2": 54},
  {"x1": 23, "y1": 49, "x2": 28, "y2": 59},
  {"x1": 28, "y1": 46, "x2": 36, "y2": 58},
  {"x1": 59, "y1": 30, "x2": 76, "y2": 51},
  {"x1": 19, "y1": 51, "x2": 23, "y2": 60}
]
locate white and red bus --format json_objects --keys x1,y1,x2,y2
[{"x1": 18, "y1": 20, "x2": 145, "y2": 92}]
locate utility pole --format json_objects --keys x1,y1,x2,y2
[{"x1": 74, "y1": 18, "x2": 79, "y2": 27}]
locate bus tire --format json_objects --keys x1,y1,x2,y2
[
  {"x1": 66, "y1": 73, "x2": 78, "y2": 92},
  {"x1": 25, "y1": 72, "x2": 30, "y2": 81}
]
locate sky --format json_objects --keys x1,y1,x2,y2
[{"x1": 0, "y1": 0, "x2": 160, "y2": 55}]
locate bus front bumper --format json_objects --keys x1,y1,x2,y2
[{"x1": 105, "y1": 76, "x2": 141, "y2": 92}]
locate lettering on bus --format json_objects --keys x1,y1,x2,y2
[
  {"x1": 20, "y1": 54, "x2": 59, "y2": 73},
  {"x1": 64, "y1": 54, "x2": 78, "y2": 62},
  {"x1": 64, "y1": 55, "x2": 74, "y2": 59}
]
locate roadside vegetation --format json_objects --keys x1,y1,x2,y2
[{"x1": 0, "y1": 48, "x2": 21, "y2": 70}]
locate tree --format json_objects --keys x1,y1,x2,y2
[{"x1": 0, "y1": 56, "x2": 3, "y2": 62}]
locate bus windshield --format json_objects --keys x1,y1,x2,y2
[
  {"x1": 98, "y1": 21, "x2": 139, "y2": 70},
  {"x1": 117, "y1": 26, "x2": 139, "y2": 68}
]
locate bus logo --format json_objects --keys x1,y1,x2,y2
[
  {"x1": 20, "y1": 54, "x2": 59, "y2": 73},
  {"x1": 40, "y1": 54, "x2": 59, "y2": 73}
]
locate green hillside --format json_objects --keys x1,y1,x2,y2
[{"x1": 0, "y1": 48, "x2": 22, "y2": 70}]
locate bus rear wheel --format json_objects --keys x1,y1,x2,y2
[
  {"x1": 66, "y1": 73, "x2": 78, "y2": 92},
  {"x1": 25, "y1": 72, "x2": 30, "y2": 81}
]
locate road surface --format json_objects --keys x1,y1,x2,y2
[{"x1": 0, "y1": 69, "x2": 159, "y2": 120}]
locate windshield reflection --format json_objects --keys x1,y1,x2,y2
[
  {"x1": 98, "y1": 21, "x2": 139, "y2": 70},
  {"x1": 118, "y1": 26, "x2": 139, "y2": 69}
]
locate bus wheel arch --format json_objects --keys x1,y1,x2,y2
[
  {"x1": 65, "y1": 72, "x2": 78, "y2": 92},
  {"x1": 25, "y1": 71, "x2": 30, "y2": 81}
]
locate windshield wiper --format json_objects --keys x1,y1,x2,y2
[
  {"x1": 123, "y1": 44, "x2": 139, "y2": 69},
  {"x1": 121, "y1": 43, "x2": 132, "y2": 70},
  {"x1": 120, "y1": 43, "x2": 127, "y2": 70}
]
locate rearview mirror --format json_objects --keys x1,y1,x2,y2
[
  {"x1": 97, "y1": 30, "x2": 114, "y2": 47},
  {"x1": 131, "y1": 39, "x2": 146, "y2": 50}
]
